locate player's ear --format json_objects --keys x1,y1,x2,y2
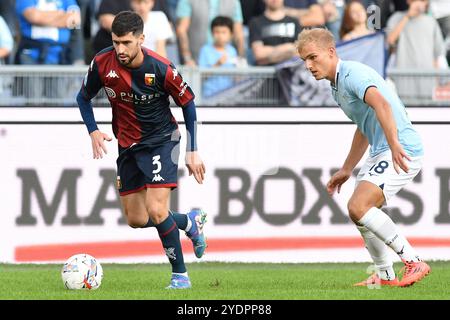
[
  {"x1": 138, "y1": 33, "x2": 145, "y2": 46},
  {"x1": 328, "y1": 46, "x2": 336, "y2": 57}
]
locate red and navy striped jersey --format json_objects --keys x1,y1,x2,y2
[{"x1": 80, "y1": 46, "x2": 195, "y2": 148}]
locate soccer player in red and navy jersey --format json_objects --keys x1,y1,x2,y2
[{"x1": 76, "y1": 11, "x2": 206, "y2": 289}]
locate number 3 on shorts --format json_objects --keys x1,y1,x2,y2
[
  {"x1": 152, "y1": 155, "x2": 162, "y2": 174},
  {"x1": 369, "y1": 160, "x2": 389, "y2": 174}
]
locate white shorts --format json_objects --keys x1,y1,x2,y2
[{"x1": 355, "y1": 150, "x2": 423, "y2": 204}]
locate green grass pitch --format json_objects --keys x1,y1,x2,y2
[{"x1": 0, "y1": 261, "x2": 449, "y2": 300}]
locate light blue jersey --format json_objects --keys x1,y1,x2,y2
[{"x1": 331, "y1": 60, "x2": 423, "y2": 157}]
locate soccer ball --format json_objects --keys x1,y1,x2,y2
[{"x1": 61, "y1": 254, "x2": 103, "y2": 290}]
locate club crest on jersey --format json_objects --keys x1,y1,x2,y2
[{"x1": 145, "y1": 73, "x2": 155, "y2": 86}]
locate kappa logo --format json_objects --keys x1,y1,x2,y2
[
  {"x1": 106, "y1": 70, "x2": 119, "y2": 78},
  {"x1": 172, "y1": 68, "x2": 178, "y2": 80},
  {"x1": 152, "y1": 174, "x2": 165, "y2": 182},
  {"x1": 179, "y1": 81, "x2": 188, "y2": 97},
  {"x1": 164, "y1": 247, "x2": 176, "y2": 260}
]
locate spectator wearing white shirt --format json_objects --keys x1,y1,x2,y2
[
  {"x1": 429, "y1": 0, "x2": 450, "y2": 64},
  {"x1": 0, "y1": 15, "x2": 13, "y2": 64},
  {"x1": 131, "y1": 0, "x2": 174, "y2": 58}
]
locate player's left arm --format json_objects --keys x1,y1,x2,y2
[
  {"x1": 364, "y1": 87, "x2": 411, "y2": 174},
  {"x1": 182, "y1": 101, "x2": 206, "y2": 184},
  {"x1": 164, "y1": 63, "x2": 206, "y2": 184}
]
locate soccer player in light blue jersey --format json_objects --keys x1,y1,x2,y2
[{"x1": 297, "y1": 28, "x2": 431, "y2": 287}]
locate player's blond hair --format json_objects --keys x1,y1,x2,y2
[{"x1": 296, "y1": 28, "x2": 336, "y2": 52}]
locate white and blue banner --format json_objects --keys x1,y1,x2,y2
[{"x1": 277, "y1": 32, "x2": 388, "y2": 106}]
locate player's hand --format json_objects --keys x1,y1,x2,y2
[
  {"x1": 391, "y1": 142, "x2": 411, "y2": 174},
  {"x1": 185, "y1": 151, "x2": 206, "y2": 184},
  {"x1": 89, "y1": 130, "x2": 112, "y2": 159},
  {"x1": 327, "y1": 169, "x2": 351, "y2": 195}
]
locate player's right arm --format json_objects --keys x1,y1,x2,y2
[
  {"x1": 76, "y1": 59, "x2": 112, "y2": 159},
  {"x1": 327, "y1": 128, "x2": 368, "y2": 195}
]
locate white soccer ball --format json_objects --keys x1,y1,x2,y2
[{"x1": 61, "y1": 254, "x2": 103, "y2": 290}]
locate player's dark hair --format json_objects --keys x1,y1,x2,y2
[
  {"x1": 112, "y1": 11, "x2": 144, "y2": 37},
  {"x1": 211, "y1": 16, "x2": 234, "y2": 33}
]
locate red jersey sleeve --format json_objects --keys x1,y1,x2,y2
[
  {"x1": 164, "y1": 64, "x2": 195, "y2": 107},
  {"x1": 81, "y1": 58, "x2": 103, "y2": 100}
]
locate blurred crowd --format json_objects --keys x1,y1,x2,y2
[{"x1": 0, "y1": 0, "x2": 449, "y2": 72}]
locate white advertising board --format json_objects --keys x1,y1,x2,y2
[{"x1": 1, "y1": 107, "x2": 449, "y2": 263}]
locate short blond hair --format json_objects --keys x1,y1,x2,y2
[{"x1": 296, "y1": 28, "x2": 336, "y2": 53}]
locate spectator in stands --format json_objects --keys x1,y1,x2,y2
[
  {"x1": 240, "y1": 0, "x2": 266, "y2": 26},
  {"x1": 284, "y1": 0, "x2": 325, "y2": 27},
  {"x1": 165, "y1": 0, "x2": 180, "y2": 24},
  {"x1": 0, "y1": 0, "x2": 18, "y2": 38},
  {"x1": 176, "y1": 0, "x2": 246, "y2": 66},
  {"x1": 386, "y1": 0, "x2": 446, "y2": 100},
  {"x1": 152, "y1": 0, "x2": 172, "y2": 22},
  {"x1": 374, "y1": 0, "x2": 408, "y2": 29},
  {"x1": 340, "y1": 0, "x2": 375, "y2": 41},
  {"x1": 0, "y1": 15, "x2": 14, "y2": 64},
  {"x1": 15, "y1": 0, "x2": 81, "y2": 65},
  {"x1": 69, "y1": 0, "x2": 89, "y2": 65},
  {"x1": 240, "y1": 0, "x2": 266, "y2": 64},
  {"x1": 320, "y1": 0, "x2": 345, "y2": 40},
  {"x1": 386, "y1": 0, "x2": 445, "y2": 69},
  {"x1": 199, "y1": 16, "x2": 238, "y2": 98},
  {"x1": 249, "y1": 0, "x2": 301, "y2": 66},
  {"x1": 429, "y1": 0, "x2": 450, "y2": 64},
  {"x1": 92, "y1": 0, "x2": 131, "y2": 53},
  {"x1": 131, "y1": 0, "x2": 173, "y2": 58},
  {"x1": 81, "y1": 0, "x2": 102, "y2": 63}
]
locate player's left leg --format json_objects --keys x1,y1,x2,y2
[
  {"x1": 348, "y1": 182, "x2": 401, "y2": 287},
  {"x1": 146, "y1": 187, "x2": 191, "y2": 289},
  {"x1": 349, "y1": 174, "x2": 430, "y2": 287},
  {"x1": 351, "y1": 157, "x2": 398, "y2": 286}
]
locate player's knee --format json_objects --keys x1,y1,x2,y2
[
  {"x1": 127, "y1": 219, "x2": 147, "y2": 228},
  {"x1": 124, "y1": 210, "x2": 148, "y2": 228},
  {"x1": 347, "y1": 200, "x2": 369, "y2": 223},
  {"x1": 147, "y1": 203, "x2": 168, "y2": 224}
]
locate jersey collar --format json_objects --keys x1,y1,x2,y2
[{"x1": 331, "y1": 59, "x2": 342, "y2": 91}]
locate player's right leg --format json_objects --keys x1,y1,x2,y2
[
  {"x1": 120, "y1": 189, "x2": 149, "y2": 228},
  {"x1": 134, "y1": 139, "x2": 208, "y2": 258}
]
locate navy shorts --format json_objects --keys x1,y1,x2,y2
[{"x1": 116, "y1": 140, "x2": 180, "y2": 196}]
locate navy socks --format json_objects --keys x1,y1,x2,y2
[
  {"x1": 155, "y1": 214, "x2": 186, "y2": 273},
  {"x1": 143, "y1": 211, "x2": 188, "y2": 230}
]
